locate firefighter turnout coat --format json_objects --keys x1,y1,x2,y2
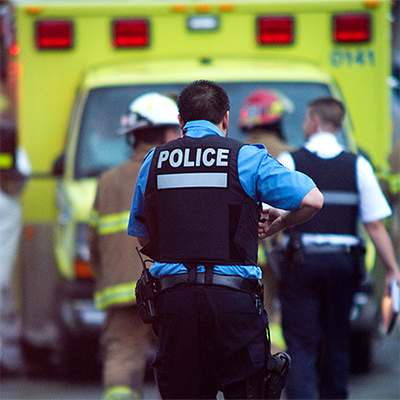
[{"x1": 88, "y1": 146, "x2": 153, "y2": 310}]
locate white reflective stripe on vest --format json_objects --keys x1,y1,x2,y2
[
  {"x1": 302, "y1": 233, "x2": 360, "y2": 246},
  {"x1": 157, "y1": 172, "x2": 228, "y2": 189},
  {"x1": 282, "y1": 233, "x2": 360, "y2": 247},
  {"x1": 321, "y1": 190, "x2": 359, "y2": 205}
]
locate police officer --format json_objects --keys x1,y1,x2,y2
[
  {"x1": 127, "y1": 80, "x2": 324, "y2": 399},
  {"x1": 88, "y1": 93, "x2": 181, "y2": 400},
  {"x1": 277, "y1": 97, "x2": 400, "y2": 399}
]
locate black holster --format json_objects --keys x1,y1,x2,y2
[{"x1": 261, "y1": 351, "x2": 291, "y2": 399}]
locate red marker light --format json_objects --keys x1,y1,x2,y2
[
  {"x1": 257, "y1": 16, "x2": 294, "y2": 45},
  {"x1": 35, "y1": 20, "x2": 73, "y2": 49},
  {"x1": 113, "y1": 19, "x2": 150, "y2": 48},
  {"x1": 333, "y1": 14, "x2": 371, "y2": 43}
]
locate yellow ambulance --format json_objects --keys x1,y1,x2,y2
[{"x1": 10, "y1": 0, "x2": 393, "y2": 376}]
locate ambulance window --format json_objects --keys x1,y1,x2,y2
[
  {"x1": 75, "y1": 82, "x2": 349, "y2": 179},
  {"x1": 76, "y1": 88, "x2": 132, "y2": 178},
  {"x1": 225, "y1": 82, "x2": 348, "y2": 150},
  {"x1": 75, "y1": 86, "x2": 182, "y2": 178}
]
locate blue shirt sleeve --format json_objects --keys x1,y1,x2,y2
[
  {"x1": 238, "y1": 144, "x2": 316, "y2": 210},
  {"x1": 127, "y1": 149, "x2": 154, "y2": 237}
]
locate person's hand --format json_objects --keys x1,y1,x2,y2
[
  {"x1": 258, "y1": 207, "x2": 285, "y2": 239},
  {"x1": 384, "y1": 269, "x2": 400, "y2": 296}
]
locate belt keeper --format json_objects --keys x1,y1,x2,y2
[
  {"x1": 205, "y1": 265, "x2": 214, "y2": 284},
  {"x1": 187, "y1": 266, "x2": 198, "y2": 282}
]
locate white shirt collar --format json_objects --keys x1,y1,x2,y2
[{"x1": 304, "y1": 131, "x2": 345, "y2": 159}]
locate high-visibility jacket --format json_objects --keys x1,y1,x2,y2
[{"x1": 88, "y1": 146, "x2": 153, "y2": 310}]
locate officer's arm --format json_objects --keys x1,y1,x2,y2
[{"x1": 259, "y1": 187, "x2": 323, "y2": 239}]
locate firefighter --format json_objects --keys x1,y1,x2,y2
[
  {"x1": 88, "y1": 92, "x2": 181, "y2": 400},
  {"x1": 238, "y1": 89, "x2": 293, "y2": 159},
  {"x1": 127, "y1": 80, "x2": 323, "y2": 399},
  {"x1": 239, "y1": 89, "x2": 293, "y2": 335}
]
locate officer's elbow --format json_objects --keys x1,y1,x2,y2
[
  {"x1": 312, "y1": 187, "x2": 324, "y2": 211},
  {"x1": 304, "y1": 187, "x2": 324, "y2": 214}
]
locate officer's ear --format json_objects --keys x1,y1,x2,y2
[
  {"x1": 178, "y1": 114, "x2": 185, "y2": 130},
  {"x1": 221, "y1": 111, "x2": 229, "y2": 136},
  {"x1": 312, "y1": 113, "x2": 323, "y2": 132}
]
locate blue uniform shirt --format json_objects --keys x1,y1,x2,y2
[{"x1": 128, "y1": 120, "x2": 316, "y2": 279}]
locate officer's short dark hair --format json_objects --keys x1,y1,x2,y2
[
  {"x1": 178, "y1": 80, "x2": 230, "y2": 125},
  {"x1": 308, "y1": 98, "x2": 345, "y2": 131}
]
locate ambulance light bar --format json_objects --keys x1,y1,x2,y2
[{"x1": 34, "y1": 11, "x2": 371, "y2": 51}]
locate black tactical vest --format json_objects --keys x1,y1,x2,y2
[
  {"x1": 142, "y1": 134, "x2": 260, "y2": 265},
  {"x1": 291, "y1": 148, "x2": 359, "y2": 235}
]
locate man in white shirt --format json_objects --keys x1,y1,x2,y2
[{"x1": 277, "y1": 97, "x2": 400, "y2": 399}]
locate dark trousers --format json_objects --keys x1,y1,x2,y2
[
  {"x1": 279, "y1": 252, "x2": 357, "y2": 399},
  {"x1": 152, "y1": 284, "x2": 269, "y2": 399}
]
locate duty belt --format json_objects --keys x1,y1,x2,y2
[{"x1": 159, "y1": 272, "x2": 261, "y2": 294}]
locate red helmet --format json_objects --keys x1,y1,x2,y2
[{"x1": 239, "y1": 90, "x2": 285, "y2": 130}]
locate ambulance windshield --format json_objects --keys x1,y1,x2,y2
[{"x1": 75, "y1": 82, "x2": 348, "y2": 179}]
